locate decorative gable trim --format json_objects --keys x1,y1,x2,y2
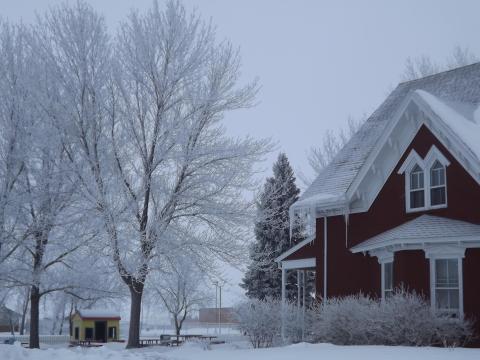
[
  {"x1": 398, "y1": 145, "x2": 450, "y2": 175},
  {"x1": 424, "y1": 145, "x2": 450, "y2": 168},
  {"x1": 397, "y1": 149, "x2": 423, "y2": 174},
  {"x1": 345, "y1": 93, "x2": 475, "y2": 215}
]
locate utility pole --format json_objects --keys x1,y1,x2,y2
[
  {"x1": 213, "y1": 281, "x2": 218, "y2": 334},
  {"x1": 218, "y1": 283, "x2": 222, "y2": 335}
]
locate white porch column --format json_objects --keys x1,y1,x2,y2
[
  {"x1": 323, "y1": 216, "x2": 328, "y2": 299},
  {"x1": 281, "y1": 266, "x2": 286, "y2": 342},
  {"x1": 302, "y1": 270, "x2": 306, "y2": 341},
  {"x1": 297, "y1": 270, "x2": 301, "y2": 310}
]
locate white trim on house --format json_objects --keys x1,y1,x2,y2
[
  {"x1": 279, "y1": 258, "x2": 316, "y2": 270},
  {"x1": 381, "y1": 261, "x2": 393, "y2": 301},
  {"x1": 353, "y1": 236, "x2": 480, "y2": 254},
  {"x1": 295, "y1": 91, "x2": 480, "y2": 219},
  {"x1": 351, "y1": 92, "x2": 480, "y2": 211},
  {"x1": 427, "y1": 252, "x2": 465, "y2": 317},
  {"x1": 398, "y1": 145, "x2": 450, "y2": 213}
]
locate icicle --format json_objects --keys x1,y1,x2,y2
[
  {"x1": 310, "y1": 205, "x2": 316, "y2": 238},
  {"x1": 344, "y1": 207, "x2": 350, "y2": 248},
  {"x1": 289, "y1": 207, "x2": 294, "y2": 242}
]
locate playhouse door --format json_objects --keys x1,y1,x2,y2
[{"x1": 94, "y1": 321, "x2": 107, "y2": 342}]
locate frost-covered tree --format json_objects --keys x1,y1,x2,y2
[
  {"x1": 33, "y1": 0, "x2": 269, "y2": 348},
  {"x1": 302, "y1": 47, "x2": 478, "y2": 188},
  {"x1": 152, "y1": 256, "x2": 209, "y2": 340},
  {"x1": 401, "y1": 46, "x2": 478, "y2": 81},
  {"x1": 0, "y1": 21, "x2": 31, "y2": 266},
  {"x1": 241, "y1": 153, "x2": 303, "y2": 300},
  {"x1": 299, "y1": 117, "x2": 364, "y2": 187},
  {"x1": 0, "y1": 14, "x2": 118, "y2": 348}
]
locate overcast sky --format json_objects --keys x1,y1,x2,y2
[{"x1": 3, "y1": 0, "x2": 480, "y2": 306}]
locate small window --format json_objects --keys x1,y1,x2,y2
[
  {"x1": 75, "y1": 327, "x2": 79, "y2": 340},
  {"x1": 430, "y1": 161, "x2": 446, "y2": 206},
  {"x1": 383, "y1": 262, "x2": 393, "y2": 299},
  {"x1": 85, "y1": 327, "x2": 93, "y2": 340},
  {"x1": 435, "y1": 259, "x2": 460, "y2": 313},
  {"x1": 409, "y1": 164, "x2": 425, "y2": 209},
  {"x1": 108, "y1": 326, "x2": 116, "y2": 339}
]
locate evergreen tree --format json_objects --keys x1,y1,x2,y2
[{"x1": 241, "y1": 153, "x2": 304, "y2": 300}]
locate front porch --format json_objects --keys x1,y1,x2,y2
[{"x1": 351, "y1": 214, "x2": 480, "y2": 316}]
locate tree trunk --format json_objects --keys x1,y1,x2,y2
[
  {"x1": 29, "y1": 286, "x2": 41, "y2": 349},
  {"x1": 20, "y1": 288, "x2": 30, "y2": 335},
  {"x1": 126, "y1": 284, "x2": 143, "y2": 348},
  {"x1": 68, "y1": 299, "x2": 75, "y2": 338},
  {"x1": 174, "y1": 315, "x2": 180, "y2": 343}
]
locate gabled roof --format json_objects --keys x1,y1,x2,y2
[
  {"x1": 294, "y1": 63, "x2": 480, "y2": 213},
  {"x1": 76, "y1": 309, "x2": 121, "y2": 320},
  {"x1": 351, "y1": 215, "x2": 480, "y2": 253},
  {"x1": 274, "y1": 235, "x2": 315, "y2": 262}
]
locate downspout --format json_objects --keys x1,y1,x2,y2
[{"x1": 323, "y1": 216, "x2": 328, "y2": 300}]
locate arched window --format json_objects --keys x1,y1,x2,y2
[
  {"x1": 430, "y1": 161, "x2": 446, "y2": 206},
  {"x1": 409, "y1": 164, "x2": 425, "y2": 209}
]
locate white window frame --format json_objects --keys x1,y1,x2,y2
[
  {"x1": 373, "y1": 249, "x2": 394, "y2": 302},
  {"x1": 406, "y1": 164, "x2": 426, "y2": 211},
  {"x1": 398, "y1": 146, "x2": 450, "y2": 213},
  {"x1": 429, "y1": 161, "x2": 448, "y2": 209},
  {"x1": 381, "y1": 261, "x2": 394, "y2": 301},
  {"x1": 426, "y1": 246, "x2": 465, "y2": 317}
]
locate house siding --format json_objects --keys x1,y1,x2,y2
[
  {"x1": 286, "y1": 125, "x2": 480, "y2": 342},
  {"x1": 349, "y1": 125, "x2": 480, "y2": 339}
]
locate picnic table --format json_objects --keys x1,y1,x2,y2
[
  {"x1": 69, "y1": 340, "x2": 103, "y2": 347},
  {"x1": 139, "y1": 334, "x2": 218, "y2": 347}
]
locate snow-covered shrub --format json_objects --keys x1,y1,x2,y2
[
  {"x1": 235, "y1": 297, "x2": 304, "y2": 348},
  {"x1": 236, "y1": 298, "x2": 282, "y2": 348},
  {"x1": 308, "y1": 289, "x2": 474, "y2": 347}
]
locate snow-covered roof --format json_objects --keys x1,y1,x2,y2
[
  {"x1": 275, "y1": 235, "x2": 315, "y2": 262},
  {"x1": 295, "y1": 63, "x2": 480, "y2": 212},
  {"x1": 351, "y1": 215, "x2": 480, "y2": 253},
  {"x1": 415, "y1": 89, "x2": 480, "y2": 160},
  {"x1": 77, "y1": 310, "x2": 121, "y2": 319}
]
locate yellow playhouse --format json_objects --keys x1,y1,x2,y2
[{"x1": 71, "y1": 310, "x2": 121, "y2": 343}]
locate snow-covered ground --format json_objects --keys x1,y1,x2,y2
[{"x1": 2, "y1": 341, "x2": 480, "y2": 360}]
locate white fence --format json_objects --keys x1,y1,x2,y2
[{"x1": 0, "y1": 334, "x2": 70, "y2": 345}]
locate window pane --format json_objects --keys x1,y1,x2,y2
[
  {"x1": 410, "y1": 190, "x2": 424, "y2": 208},
  {"x1": 431, "y1": 187, "x2": 446, "y2": 206},
  {"x1": 384, "y1": 262, "x2": 393, "y2": 291},
  {"x1": 431, "y1": 168, "x2": 445, "y2": 186},
  {"x1": 436, "y1": 259, "x2": 458, "y2": 287},
  {"x1": 436, "y1": 260, "x2": 459, "y2": 286},
  {"x1": 410, "y1": 167, "x2": 424, "y2": 190},
  {"x1": 436, "y1": 259, "x2": 448, "y2": 287},
  {"x1": 447, "y1": 259, "x2": 459, "y2": 286},
  {"x1": 411, "y1": 173, "x2": 418, "y2": 189},
  {"x1": 436, "y1": 289, "x2": 459, "y2": 310}
]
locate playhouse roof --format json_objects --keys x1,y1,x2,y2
[{"x1": 76, "y1": 309, "x2": 121, "y2": 320}]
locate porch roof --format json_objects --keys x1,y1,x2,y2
[
  {"x1": 275, "y1": 235, "x2": 315, "y2": 263},
  {"x1": 350, "y1": 215, "x2": 480, "y2": 253}
]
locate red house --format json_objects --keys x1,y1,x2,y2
[{"x1": 276, "y1": 63, "x2": 480, "y2": 339}]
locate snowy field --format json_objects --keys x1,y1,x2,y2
[{"x1": 2, "y1": 342, "x2": 480, "y2": 360}]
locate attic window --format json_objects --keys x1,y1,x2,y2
[
  {"x1": 430, "y1": 161, "x2": 446, "y2": 206},
  {"x1": 398, "y1": 146, "x2": 450, "y2": 213},
  {"x1": 409, "y1": 164, "x2": 425, "y2": 209}
]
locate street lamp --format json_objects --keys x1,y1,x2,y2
[{"x1": 213, "y1": 280, "x2": 224, "y2": 335}]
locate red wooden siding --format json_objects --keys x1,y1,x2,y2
[{"x1": 284, "y1": 125, "x2": 480, "y2": 340}]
